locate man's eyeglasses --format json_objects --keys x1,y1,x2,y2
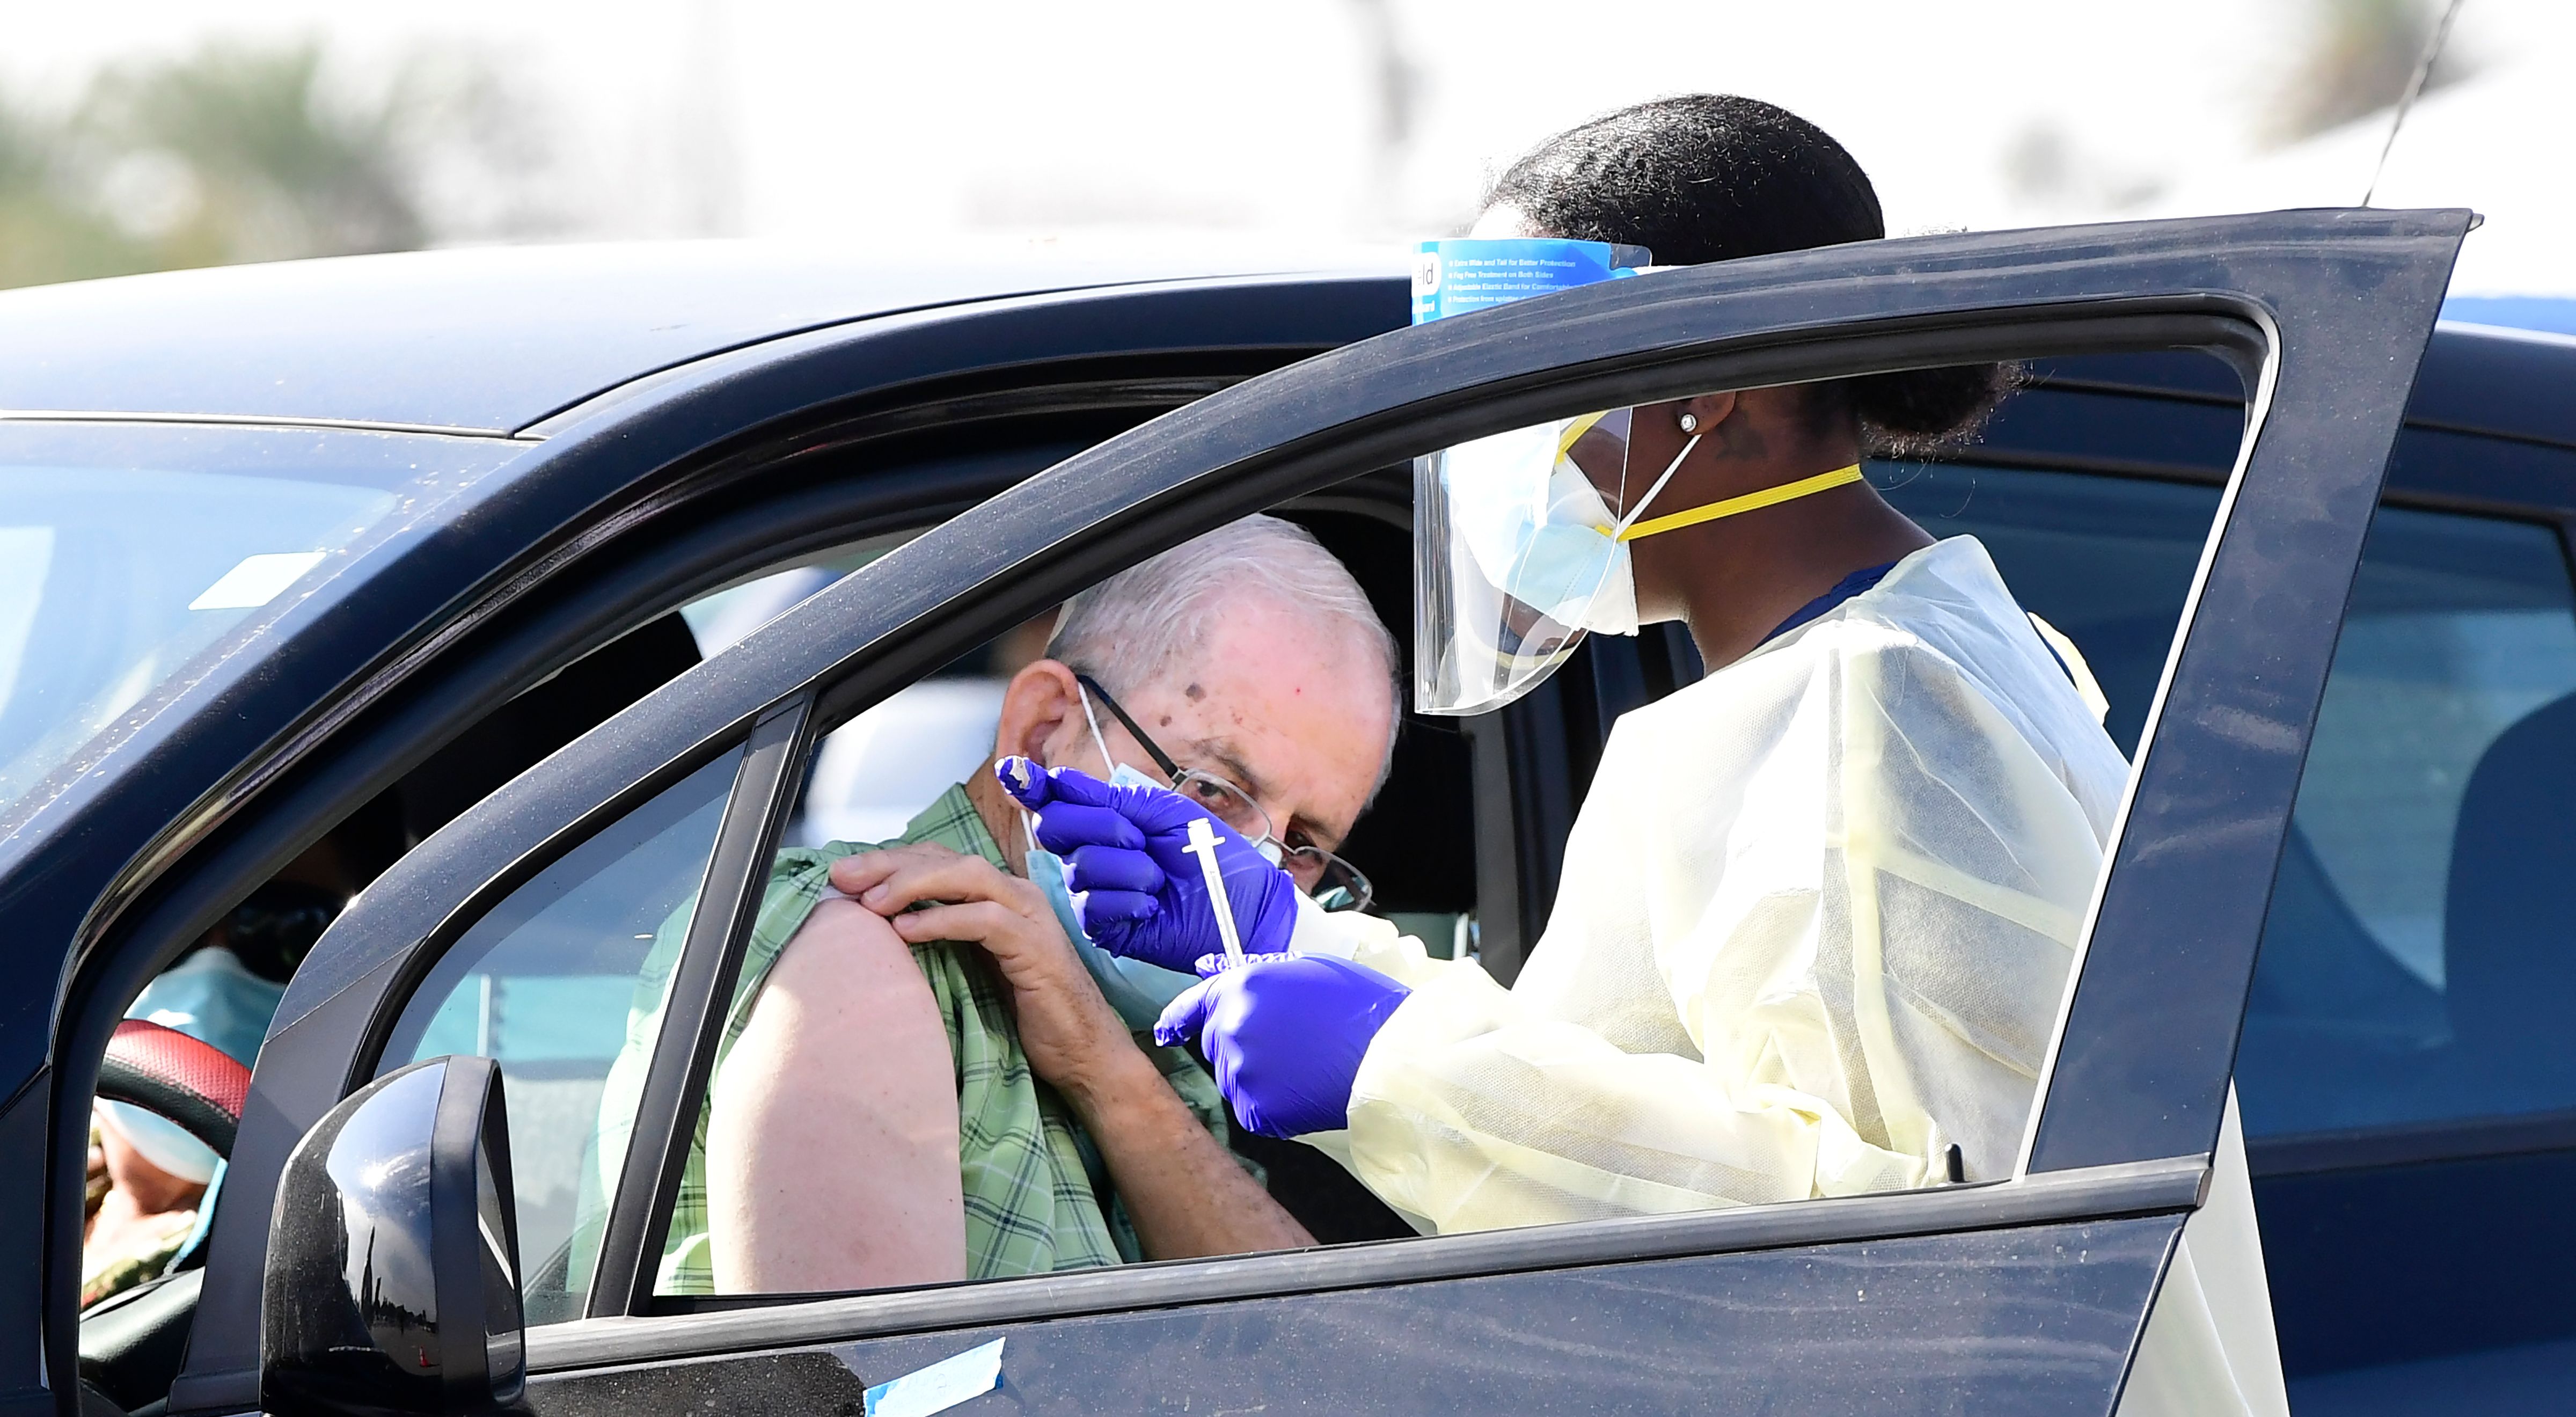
[{"x1": 1075, "y1": 673, "x2": 1374, "y2": 914}]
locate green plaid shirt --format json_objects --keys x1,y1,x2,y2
[{"x1": 609, "y1": 784, "x2": 1230, "y2": 1295}]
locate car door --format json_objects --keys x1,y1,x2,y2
[{"x1": 195, "y1": 208, "x2": 2467, "y2": 1416}]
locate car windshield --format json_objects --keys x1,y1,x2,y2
[{"x1": 0, "y1": 420, "x2": 530, "y2": 820}]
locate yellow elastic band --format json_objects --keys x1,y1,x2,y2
[
  {"x1": 1554, "y1": 410, "x2": 1611, "y2": 462},
  {"x1": 1615, "y1": 463, "x2": 1863, "y2": 542}
]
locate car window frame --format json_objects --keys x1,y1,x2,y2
[{"x1": 194, "y1": 211, "x2": 2465, "y2": 1386}]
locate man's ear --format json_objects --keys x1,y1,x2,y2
[{"x1": 994, "y1": 659, "x2": 1084, "y2": 763}]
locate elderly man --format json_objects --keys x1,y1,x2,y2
[{"x1": 657, "y1": 514, "x2": 1398, "y2": 1293}]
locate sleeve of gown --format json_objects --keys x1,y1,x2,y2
[{"x1": 1335, "y1": 627, "x2": 2111, "y2": 1236}]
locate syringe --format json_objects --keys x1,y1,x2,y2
[{"x1": 1182, "y1": 816, "x2": 1247, "y2": 968}]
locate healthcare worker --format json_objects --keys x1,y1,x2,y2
[{"x1": 1009, "y1": 96, "x2": 2286, "y2": 1417}]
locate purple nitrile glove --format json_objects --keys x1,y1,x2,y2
[
  {"x1": 1154, "y1": 953, "x2": 1411, "y2": 1140},
  {"x1": 997, "y1": 757, "x2": 1300, "y2": 974}
]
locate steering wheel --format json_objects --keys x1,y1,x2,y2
[
  {"x1": 80, "y1": 1020, "x2": 252, "y2": 1415},
  {"x1": 96, "y1": 1018, "x2": 250, "y2": 1158}
]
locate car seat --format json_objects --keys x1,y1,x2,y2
[
  {"x1": 2443, "y1": 689, "x2": 2576, "y2": 1117},
  {"x1": 2239, "y1": 822, "x2": 2450, "y2": 1135}
]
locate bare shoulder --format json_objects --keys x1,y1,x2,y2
[
  {"x1": 761, "y1": 895, "x2": 934, "y2": 1013},
  {"x1": 718, "y1": 895, "x2": 953, "y2": 1114}
]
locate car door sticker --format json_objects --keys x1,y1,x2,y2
[{"x1": 863, "y1": 1336, "x2": 1005, "y2": 1417}]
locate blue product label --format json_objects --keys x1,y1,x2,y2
[{"x1": 1411, "y1": 237, "x2": 1652, "y2": 324}]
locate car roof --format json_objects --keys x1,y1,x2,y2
[
  {"x1": 16, "y1": 238, "x2": 2565, "y2": 448},
  {"x1": 2441, "y1": 295, "x2": 2576, "y2": 338},
  {"x1": 0, "y1": 237, "x2": 1403, "y2": 436},
  {"x1": 2410, "y1": 321, "x2": 2576, "y2": 448},
  {"x1": 2037, "y1": 319, "x2": 2576, "y2": 451}
]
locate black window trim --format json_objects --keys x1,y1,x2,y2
[
  {"x1": 2250, "y1": 1106, "x2": 2576, "y2": 1178},
  {"x1": 795, "y1": 304, "x2": 2273, "y2": 746}
]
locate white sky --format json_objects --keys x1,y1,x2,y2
[{"x1": 4, "y1": 1, "x2": 2571, "y2": 285}]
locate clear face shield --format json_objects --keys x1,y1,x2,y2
[
  {"x1": 1409, "y1": 236, "x2": 1674, "y2": 716},
  {"x1": 1415, "y1": 406, "x2": 1664, "y2": 715},
  {"x1": 1413, "y1": 397, "x2": 1868, "y2": 715}
]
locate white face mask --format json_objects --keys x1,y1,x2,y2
[
  {"x1": 1523, "y1": 459, "x2": 1644, "y2": 635},
  {"x1": 1014, "y1": 678, "x2": 1166, "y2": 899},
  {"x1": 1016, "y1": 678, "x2": 1238, "y2": 1028}
]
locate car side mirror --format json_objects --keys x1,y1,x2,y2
[{"x1": 261, "y1": 1055, "x2": 525, "y2": 1417}]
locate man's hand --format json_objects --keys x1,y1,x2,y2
[{"x1": 829, "y1": 843, "x2": 1141, "y2": 1106}]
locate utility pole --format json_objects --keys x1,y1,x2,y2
[
  {"x1": 1344, "y1": 0, "x2": 1420, "y2": 236},
  {"x1": 674, "y1": 0, "x2": 741, "y2": 237}
]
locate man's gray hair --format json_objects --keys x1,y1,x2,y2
[{"x1": 1046, "y1": 514, "x2": 1401, "y2": 785}]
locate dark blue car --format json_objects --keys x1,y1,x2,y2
[{"x1": 11, "y1": 209, "x2": 2565, "y2": 1416}]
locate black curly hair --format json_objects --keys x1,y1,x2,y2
[{"x1": 1487, "y1": 94, "x2": 2015, "y2": 457}]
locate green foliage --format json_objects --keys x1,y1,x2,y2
[
  {"x1": 0, "y1": 39, "x2": 535, "y2": 291},
  {"x1": 0, "y1": 100, "x2": 152, "y2": 288},
  {"x1": 2269, "y1": 0, "x2": 2469, "y2": 146}
]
